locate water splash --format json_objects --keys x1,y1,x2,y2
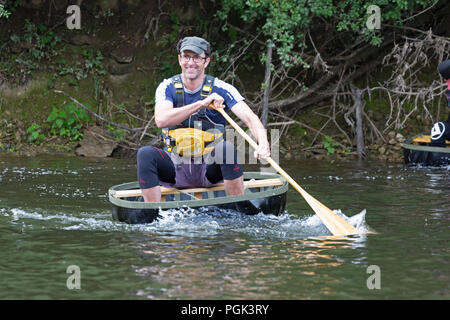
[
  {"x1": 408, "y1": 163, "x2": 450, "y2": 171},
  {"x1": 3, "y1": 206, "x2": 374, "y2": 239}
]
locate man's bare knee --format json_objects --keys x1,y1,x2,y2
[
  {"x1": 141, "y1": 185, "x2": 161, "y2": 202},
  {"x1": 223, "y1": 175, "x2": 244, "y2": 196}
]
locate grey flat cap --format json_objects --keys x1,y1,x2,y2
[{"x1": 177, "y1": 37, "x2": 210, "y2": 56}]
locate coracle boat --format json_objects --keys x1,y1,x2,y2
[
  {"x1": 108, "y1": 172, "x2": 288, "y2": 224},
  {"x1": 402, "y1": 133, "x2": 450, "y2": 166}
]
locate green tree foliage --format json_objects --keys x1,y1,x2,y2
[
  {"x1": 0, "y1": 4, "x2": 11, "y2": 19},
  {"x1": 217, "y1": 0, "x2": 437, "y2": 67}
]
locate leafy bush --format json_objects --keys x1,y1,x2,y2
[
  {"x1": 0, "y1": 4, "x2": 11, "y2": 19},
  {"x1": 47, "y1": 103, "x2": 90, "y2": 141},
  {"x1": 82, "y1": 49, "x2": 106, "y2": 76},
  {"x1": 322, "y1": 135, "x2": 340, "y2": 155},
  {"x1": 11, "y1": 20, "x2": 61, "y2": 61},
  {"x1": 26, "y1": 123, "x2": 45, "y2": 145}
]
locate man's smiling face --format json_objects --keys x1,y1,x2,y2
[{"x1": 178, "y1": 50, "x2": 210, "y2": 81}]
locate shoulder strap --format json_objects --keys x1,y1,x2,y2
[
  {"x1": 200, "y1": 74, "x2": 215, "y2": 99},
  {"x1": 171, "y1": 74, "x2": 184, "y2": 107},
  {"x1": 171, "y1": 74, "x2": 215, "y2": 106},
  {"x1": 196, "y1": 74, "x2": 215, "y2": 117}
]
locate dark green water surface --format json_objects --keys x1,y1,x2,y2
[{"x1": 0, "y1": 154, "x2": 448, "y2": 299}]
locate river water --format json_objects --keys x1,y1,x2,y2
[{"x1": 0, "y1": 154, "x2": 448, "y2": 300}]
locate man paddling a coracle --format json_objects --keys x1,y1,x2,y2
[
  {"x1": 137, "y1": 36, "x2": 270, "y2": 202},
  {"x1": 430, "y1": 59, "x2": 450, "y2": 147}
]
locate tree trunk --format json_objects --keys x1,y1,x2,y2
[
  {"x1": 355, "y1": 88, "x2": 365, "y2": 159},
  {"x1": 261, "y1": 42, "x2": 273, "y2": 127}
]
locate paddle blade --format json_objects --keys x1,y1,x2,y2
[
  {"x1": 265, "y1": 157, "x2": 358, "y2": 236},
  {"x1": 299, "y1": 189, "x2": 357, "y2": 236}
]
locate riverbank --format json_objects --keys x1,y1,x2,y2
[
  {"x1": 0, "y1": 120, "x2": 410, "y2": 164},
  {"x1": 0, "y1": 1, "x2": 442, "y2": 163}
]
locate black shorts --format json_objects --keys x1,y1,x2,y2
[{"x1": 137, "y1": 141, "x2": 243, "y2": 189}]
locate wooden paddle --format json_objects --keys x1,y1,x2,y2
[{"x1": 212, "y1": 105, "x2": 358, "y2": 236}]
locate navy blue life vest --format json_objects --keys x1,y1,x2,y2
[{"x1": 161, "y1": 74, "x2": 225, "y2": 157}]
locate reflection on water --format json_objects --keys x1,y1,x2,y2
[
  {"x1": 131, "y1": 233, "x2": 370, "y2": 300},
  {"x1": 0, "y1": 154, "x2": 448, "y2": 299}
]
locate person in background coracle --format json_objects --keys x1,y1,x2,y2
[{"x1": 430, "y1": 59, "x2": 450, "y2": 147}]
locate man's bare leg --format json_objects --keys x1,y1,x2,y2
[
  {"x1": 224, "y1": 175, "x2": 244, "y2": 196},
  {"x1": 141, "y1": 185, "x2": 161, "y2": 202}
]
